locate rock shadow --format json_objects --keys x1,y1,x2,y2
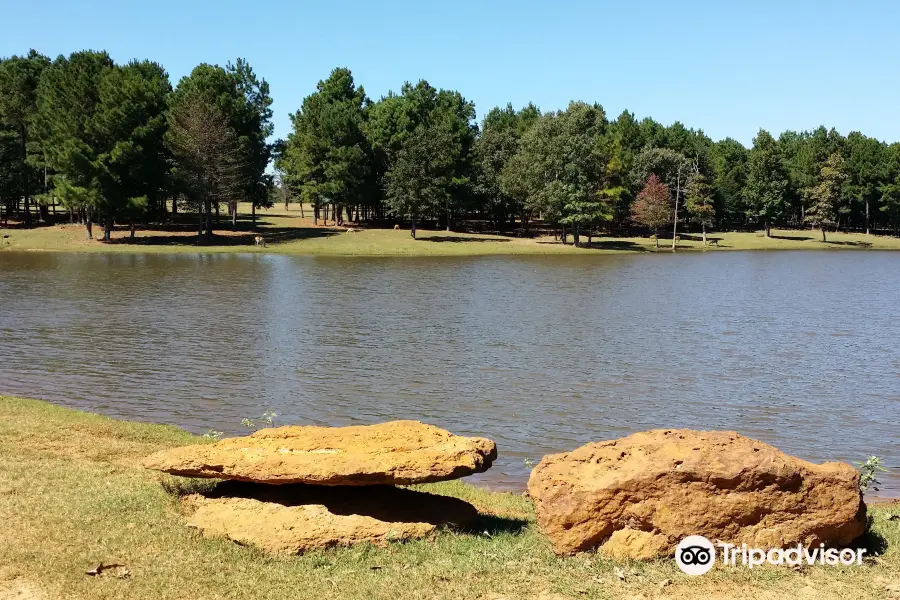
[{"x1": 203, "y1": 480, "x2": 478, "y2": 528}]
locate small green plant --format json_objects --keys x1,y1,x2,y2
[
  {"x1": 241, "y1": 410, "x2": 278, "y2": 431},
  {"x1": 856, "y1": 455, "x2": 888, "y2": 493},
  {"x1": 523, "y1": 458, "x2": 536, "y2": 469},
  {"x1": 260, "y1": 410, "x2": 277, "y2": 427},
  {"x1": 202, "y1": 428, "x2": 224, "y2": 440}
]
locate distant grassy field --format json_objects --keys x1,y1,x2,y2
[
  {"x1": 1, "y1": 395, "x2": 898, "y2": 600},
  {"x1": 3, "y1": 203, "x2": 900, "y2": 256}
]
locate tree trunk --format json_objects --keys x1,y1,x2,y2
[
  {"x1": 103, "y1": 214, "x2": 113, "y2": 242},
  {"x1": 865, "y1": 199, "x2": 870, "y2": 235},
  {"x1": 821, "y1": 227, "x2": 827, "y2": 243},
  {"x1": 130, "y1": 218, "x2": 136, "y2": 239},
  {"x1": 205, "y1": 200, "x2": 213, "y2": 238},
  {"x1": 410, "y1": 215, "x2": 417, "y2": 239},
  {"x1": 702, "y1": 222, "x2": 707, "y2": 245},
  {"x1": 20, "y1": 125, "x2": 32, "y2": 226},
  {"x1": 573, "y1": 225, "x2": 580, "y2": 247},
  {"x1": 765, "y1": 219, "x2": 771, "y2": 237},
  {"x1": 300, "y1": 201, "x2": 305, "y2": 218},
  {"x1": 232, "y1": 204, "x2": 237, "y2": 228},
  {"x1": 172, "y1": 196, "x2": 178, "y2": 216},
  {"x1": 672, "y1": 164, "x2": 681, "y2": 251},
  {"x1": 251, "y1": 201, "x2": 256, "y2": 230},
  {"x1": 313, "y1": 204, "x2": 318, "y2": 225},
  {"x1": 85, "y1": 210, "x2": 93, "y2": 240}
]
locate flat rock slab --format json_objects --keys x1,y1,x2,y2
[
  {"x1": 183, "y1": 482, "x2": 478, "y2": 554},
  {"x1": 145, "y1": 420, "x2": 497, "y2": 485},
  {"x1": 527, "y1": 429, "x2": 866, "y2": 557}
]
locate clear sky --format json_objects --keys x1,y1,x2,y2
[{"x1": 2, "y1": 0, "x2": 898, "y2": 146}]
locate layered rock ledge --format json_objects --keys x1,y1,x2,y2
[
  {"x1": 145, "y1": 420, "x2": 497, "y2": 485},
  {"x1": 183, "y1": 482, "x2": 478, "y2": 554}
]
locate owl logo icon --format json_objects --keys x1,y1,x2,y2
[{"x1": 676, "y1": 535, "x2": 716, "y2": 575}]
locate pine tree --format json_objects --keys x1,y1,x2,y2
[
  {"x1": 744, "y1": 129, "x2": 789, "y2": 236},
  {"x1": 685, "y1": 171, "x2": 715, "y2": 243},
  {"x1": 804, "y1": 152, "x2": 848, "y2": 242}
]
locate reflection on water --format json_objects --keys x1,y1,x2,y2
[{"x1": 0, "y1": 250, "x2": 897, "y2": 495}]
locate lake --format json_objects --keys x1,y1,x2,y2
[{"x1": 1, "y1": 250, "x2": 897, "y2": 495}]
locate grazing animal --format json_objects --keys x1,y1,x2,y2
[
  {"x1": 254, "y1": 235, "x2": 266, "y2": 247},
  {"x1": 708, "y1": 239, "x2": 720, "y2": 247},
  {"x1": 393, "y1": 224, "x2": 400, "y2": 231},
  {"x1": 345, "y1": 227, "x2": 356, "y2": 233}
]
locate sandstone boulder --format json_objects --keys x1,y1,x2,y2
[
  {"x1": 527, "y1": 429, "x2": 866, "y2": 557},
  {"x1": 145, "y1": 420, "x2": 496, "y2": 485},
  {"x1": 183, "y1": 482, "x2": 478, "y2": 554}
]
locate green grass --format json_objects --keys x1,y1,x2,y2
[
  {"x1": 1, "y1": 395, "x2": 898, "y2": 599},
  {"x1": 4, "y1": 203, "x2": 900, "y2": 257}
]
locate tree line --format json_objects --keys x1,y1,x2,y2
[
  {"x1": 0, "y1": 49, "x2": 273, "y2": 239},
  {"x1": 4, "y1": 53, "x2": 900, "y2": 243},
  {"x1": 278, "y1": 68, "x2": 900, "y2": 242}
]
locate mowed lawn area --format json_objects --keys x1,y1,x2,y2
[
  {"x1": 3, "y1": 203, "x2": 900, "y2": 257},
  {"x1": 0, "y1": 395, "x2": 898, "y2": 600}
]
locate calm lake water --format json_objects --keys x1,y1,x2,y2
[{"x1": 1, "y1": 251, "x2": 897, "y2": 495}]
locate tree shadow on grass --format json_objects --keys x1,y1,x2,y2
[
  {"x1": 535, "y1": 239, "x2": 645, "y2": 251},
  {"x1": 108, "y1": 226, "x2": 339, "y2": 247},
  {"x1": 770, "y1": 234, "x2": 815, "y2": 241},
  {"x1": 583, "y1": 240, "x2": 644, "y2": 251},
  {"x1": 420, "y1": 236, "x2": 511, "y2": 243},
  {"x1": 826, "y1": 240, "x2": 873, "y2": 248}
]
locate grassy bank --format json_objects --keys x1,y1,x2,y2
[
  {"x1": 0, "y1": 395, "x2": 898, "y2": 599},
  {"x1": 4, "y1": 204, "x2": 900, "y2": 257}
]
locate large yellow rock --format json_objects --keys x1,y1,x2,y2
[
  {"x1": 145, "y1": 420, "x2": 496, "y2": 485},
  {"x1": 527, "y1": 429, "x2": 866, "y2": 557},
  {"x1": 183, "y1": 482, "x2": 478, "y2": 554}
]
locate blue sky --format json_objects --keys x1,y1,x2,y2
[{"x1": 3, "y1": 0, "x2": 898, "y2": 146}]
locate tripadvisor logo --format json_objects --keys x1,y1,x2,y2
[
  {"x1": 676, "y1": 535, "x2": 716, "y2": 575},
  {"x1": 675, "y1": 535, "x2": 868, "y2": 575}
]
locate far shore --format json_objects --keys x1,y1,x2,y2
[{"x1": 4, "y1": 203, "x2": 900, "y2": 257}]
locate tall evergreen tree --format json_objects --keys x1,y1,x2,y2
[
  {"x1": 744, "y1": 129, "x2": 789, "y2": 236},
  {"x1": 685, "y1": 170, "x2": 715, "y2": 243},
  {"x1": 804, "y1": 152, "x2": 848, "y2": 242},
  {"x1": 383, "y1": 125, "x2": 453, "y2": 238},
  {"x1": 709, "y1": 138, "x2": 748, "y2": 227},
  {"x1": 283, "y1": 68, "x2": 370, "y2": 226},
  {"x1": 227, "y1": 58, "x2": 274, "y2": 227},
  {"x1": 35, "y1": 50, "x2": 115, "y2": 239},
  {"x1": 845, "y1": 132, "x2": 885, "y2": 234},
  {"x1": 473, "y1": 103, "x2": 539, "y2": 229},
  {"x1": 0, "y1": 50, "x2": 50, "y2": 225}
]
